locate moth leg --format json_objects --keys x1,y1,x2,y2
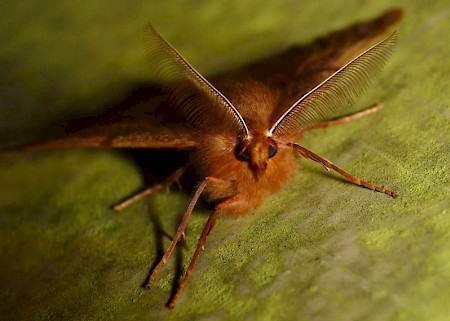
[
  {"x1": 167, "y1": 194, "x2": 239, "y2": 308},
  {"x1": 291, "y1": 143, "x2": 398, "y2": 197},
  {"x1": 113, "y1": 166, "x2": 187, "y2": 211},
  {"x1": 144, "y1": 177, "x2": 209, "y2": 290},
  {"x1": 303, "y1": 103, "x2": 384, "y2": 131}
]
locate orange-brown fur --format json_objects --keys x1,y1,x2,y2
[{"x1": 191, "y1": 81, "x2": 298, "y2": 216}]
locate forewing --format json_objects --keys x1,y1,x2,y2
[
  {"x1": 18, "y1": 94, "x2": 198, "y2": 151},
  {"x1": 220, "y1": 9, "x2": 403, "y2": 125}
]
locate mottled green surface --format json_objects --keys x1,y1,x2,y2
[{"x1": 0, "y1": 1, "x2": 449, "y2": 320}]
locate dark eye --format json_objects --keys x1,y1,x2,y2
[
  {"x1": 240, "y1": 149, "x2": 251, "y2": 161},
  {"x1": 268, "y1": 145, "x2": 277, "y2": 158}
]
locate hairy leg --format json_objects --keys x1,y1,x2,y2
[
  {"x1": 113, "y1": 166, "x2": 187, "y2": 211},
  {"x1": 166, "y1": 194, "x2": 239, "y2": 308},
  {"x1": 144, "y1": 177, "x2": 209, "y2": 288},
  {"x1": 291, "y1": 143, "x2": 397, "y2": 197}
]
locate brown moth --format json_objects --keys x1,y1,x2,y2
[{"x1": 17, "y1": 9, "x2": 403, "y2": 307}]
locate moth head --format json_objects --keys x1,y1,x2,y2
[{"x1": 237, "y1": 134, "x2": 277, "y2": 173}]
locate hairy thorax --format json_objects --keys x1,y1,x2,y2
[{"x1": 191, "y1": 131, "x2": 298, "y2": 216}]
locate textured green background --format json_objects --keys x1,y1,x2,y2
[{"x1": 0, "y1": 1, "x2": 449, "y2": 320}]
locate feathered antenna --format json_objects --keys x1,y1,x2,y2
[
  {"x1": 144, "y1": 23, "x2": 249, "y2": 137},
  {"x1": 269, "y1": 31, "x2": 398, "y2": 138}
]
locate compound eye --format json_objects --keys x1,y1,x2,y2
[
  {"x1": 268, "y1": 145, "x2": 277, "y2": 158},
  {"x1": 240, "y1": 148, "x2": 251, "y2": 161}
]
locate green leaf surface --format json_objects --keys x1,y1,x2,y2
[{"x1": 0, "y1": 1, "x2": 449, "y2": 320}]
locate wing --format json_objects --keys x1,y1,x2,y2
[
  {"x1": 217, "y1": 9, "x2": 403, "y2": 125},
  {"x1": 17, "y1": 87, "x2": 198, "y2": 151},
  {"x1": 11, "y1": 10, "x2": 403, "y2": 152}
]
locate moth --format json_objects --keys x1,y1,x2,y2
[{"x1": 17, "y1": 9, "x2": 403, "y2": 307}]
